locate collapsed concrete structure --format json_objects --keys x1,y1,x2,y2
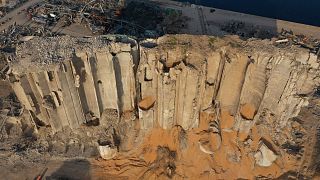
[
  {"x1": 5, "y1": 35, "x2": 319, "y2": 134},
  {"x1": 1, "y1": 34, "x2": 320, "y2": 179}
]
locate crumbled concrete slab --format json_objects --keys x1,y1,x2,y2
[
  {"x1": 240, "y1": 103, "x2": 256, "y2": 120},
  {"x1": 138, "y1": 96, "x2": 156, "y2": 110}
]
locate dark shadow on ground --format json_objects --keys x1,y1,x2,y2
[{"x1": 46, "y1": 159, "x2": 91, "y2": 180}]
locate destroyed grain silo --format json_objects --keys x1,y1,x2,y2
[{"x1": 0, "y1": 34, "x2": 319, "y2": 179}]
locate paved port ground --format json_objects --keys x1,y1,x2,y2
[{"x1": 152, "y1": 0, "x2": 320, "y2": 39}]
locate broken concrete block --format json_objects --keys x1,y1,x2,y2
[
  {"x1": 139, "y1": 96, "x2": 156, "y2": 110},
  {"x1": 98, "y1": 145, "x2": 117, "y2": 160},
  {"x1": 240, "y1": 103, "x2": 256, "y2": 120},
  {"x1": 254, "y1": 141, "x2": 277, "y2": 167},
  {"x1": 308, "y1": 53, "x2": 319, "y2": 69}
]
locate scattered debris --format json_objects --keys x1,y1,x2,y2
[
  {"x1": 276, "y1": 29, "x2": 320, "y2": 54},
  {"x1": 275, "y1": 38, "x2": 289, "y2": 43},
  {"x1": 0, "y1": 0, "x2": 189, "y2": 41}
]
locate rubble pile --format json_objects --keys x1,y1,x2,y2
[
  {"x1": 0, "y1": 25, "x2": 53, "y2": 50},
  {"x1": 0, "y1": 0, "x2": 27, "y2": 17},
  {"x1": 27, "y1": 0, "x2": 125, "y2": 33},
  {"x1": 15, "y1": 36, "x2": 77, "y2": 67},
  {"x1": 11, "y1": 35, "x2": 136, "y2": 72},
  {"x1": 5, "y1": 0, "x2": 188, "y2": 38}
]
